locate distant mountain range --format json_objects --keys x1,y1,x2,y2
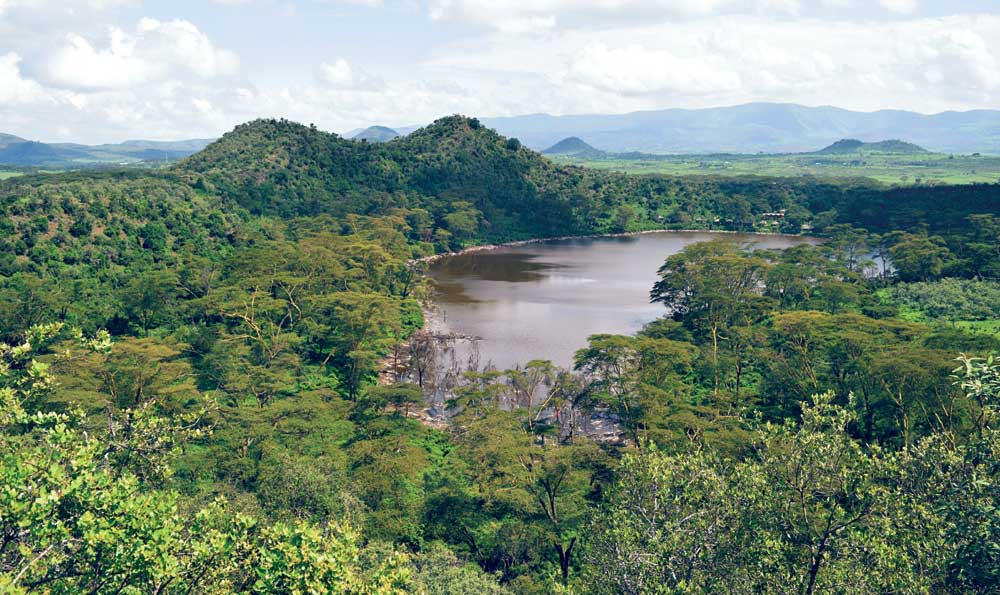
[
  {"x1": 542, "y1": 135, "x2": 930, "y2": 160},
  {"x1": 475, "y1": 103, "x2": 1000, "y2": 154},
  {"x1": 0, "y1": 134, "x2": 214, "y2": 167},
  {"x1": 7, "y1": 102, "x2": 999, "y2": 169}
]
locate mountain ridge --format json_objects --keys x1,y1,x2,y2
[
  {"x1": 8, "y1": 102, "x2": 1000, "y2": 167},
  {"x1": 0, "y1": 134, "x2": 214, "y2": 167},
  {"x1": 476, "y1": 103, "x2": 1000, "y2": 154}
]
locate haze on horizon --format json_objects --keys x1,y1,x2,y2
[{"x1": 2, "y1": 0, "x2": 999, "y2": 144}]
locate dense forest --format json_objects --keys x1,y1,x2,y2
[{"x1": 1, "y1": 116, "x2": 998, "y2": 594}]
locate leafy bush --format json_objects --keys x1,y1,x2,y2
[{"x1": 887, "y1": 278, "x2": 1000, "y2": 321}]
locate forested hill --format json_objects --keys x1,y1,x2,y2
[
  {"x1": 178, "y1": 118, "x2": 400, "y2": 213},
  {"x1": 2, "y1": 115, "x2": 994, "y2": 306},
  {"x1": 176, "y1": 116, "x2": 999, "y2": 257},
  {"x1": 177, "y1": 116, "x2": 578, "y2": 239}
]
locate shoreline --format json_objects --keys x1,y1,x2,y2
[{"x1": 415, "y1": 227, "x2": 815, "y2": 263}]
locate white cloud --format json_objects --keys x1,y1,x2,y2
[
  {"x1": 0, "y1": 0, "x2": 136, "y2": 23},
  {"x1": 892, "y1": 26, "x2": 1000, "y2": 97},
  {"x1": 426, "y1": 13, "x2": 1000, "y2": 115},
  {"x1": 755, "y1": 0, "x2": 800, "y2": 15},
  {"x1": 0, "y1": 12, "x2": 244, "y2": 143},
  {"x1": 136, "y1": 18, "x2": 239, "y2": 78},
  {"x1": 210, "y1": 0, "x2": 383, "y2": 6},
  {"x1": 0, "y1": 0, "x2": 134, "y2": 11},
  {"x1": 0, "y1": 52, "x2": 47, "y2": 103},
  {"x1": 428, "y1": 0, "x2": 732, "y2": 32},
  {"x1": 44, "y1": 32, "x2": 149, "y2": 89},
  {"x1": 879, "y1": 0, "x2": 917, "y2": 14},
  {"x1": 321, "y1": 58, "x2": 354, "y2": 85},
  {"x1": 568, "y1": 43, "x2": 742, "y2": 96},
  {"x1": 318, "y1": 57, "x2": 384, "y2": 90},
  {"x1": 41, "y1": 19, "x2": 238, "y2": 90},
  {"x1": 192, "y1": 97, "x2": 214, "y2": 113},
  {"x1": 428, "y1": 0, "x2": 822, "y2": 32}
]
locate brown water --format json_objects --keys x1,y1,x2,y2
[{"x1": 426, "y1": 231, "x2": 817, "y2": 370}]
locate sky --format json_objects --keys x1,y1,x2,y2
[{"x1": 1, "y1": 0, "x2": 999, "y2": 143}]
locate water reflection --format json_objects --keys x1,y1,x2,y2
[{"x1": 427, "y1": 231, "x2": 816, "y2": 370}]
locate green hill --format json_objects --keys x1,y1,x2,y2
[
  {"x1": 542, "y1": 136, "x2": 607, "y2": 159},
  {"x1": 178, "y1": 116, "x2": 582, "y2": 240},
  {"x1": 352, "y1": 125, "x2": 400, "y2": 142},
  {"x1": 818, "y1": 138, "x2": 928, "y2": 154}
]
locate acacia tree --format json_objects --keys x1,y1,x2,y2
[
  {"x1": 574, "y1": 334, "x2": 697, "y2": 445},
  {"x1": 584, "y1": 445, "x2": 738, "y2": 595},
  {"x1": 870, "y1": 347, "x2": 960, "y2": 449},
  {"x1": 650, "y1": 240, "x2": 772, "y2": 399},
  {"x1": 762, "y1": 311, "x2": 959, "y2": 445},
  {"x1": 451, "y1": 370, "x2": 609, "y2": 586},
  {"x1": 888, "y1": 232, "x2": 953, "y2": 282},
  {"x1": 311, "y1": 291, "x2": 404, "y2": 398},
  {"x1": 119, "y1": 270, "x2": 179, "y2": 336},
  {"x1": 212, "y1": 283, "x2": 304, "y2": 406},
  {"x1": 821, "y1": 224, "x2": 870, "y2": 274}
]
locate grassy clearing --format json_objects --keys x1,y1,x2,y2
[
  {"x1": 877, "y1": 281, "x2": 1000, "y2": 341},
  {"x1": 551, "y1": 152, "x2": 1000, "y2": 186},
  {"x1": 0, "y1": 171, "x2": 24, "y2": 180}
]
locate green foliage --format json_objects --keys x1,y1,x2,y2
[
  {"x1": 411, "y1": 542, "x2": 512, "y2": 594},
  {"x1": 886, "y1": 278, "x2": 1000, "y2": 322},
  {"x1": 585, "y1": 376, "x2": 1000, "y2": 594},
  {"x1": 0, "y1": 325, "x2": 417, "y2": 594}
]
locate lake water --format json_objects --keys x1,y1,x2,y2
[{"x1": 426, "y1": 231, "x2": 817, "y2": 370}]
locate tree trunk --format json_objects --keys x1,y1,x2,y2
[
  {"x1": 711, "y1": 325, "x2": 719, "y2": 398},
  {"x1": 555, "y1": 537, "x2": 577, "y2": 584}
]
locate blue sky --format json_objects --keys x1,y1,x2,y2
[{"x1": 2, "y1": 0, "x2": 999, "y2": 142}]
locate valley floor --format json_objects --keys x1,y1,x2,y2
[{"x1": 550, "y1": 151, "x2": 1000, "y2": 185}]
